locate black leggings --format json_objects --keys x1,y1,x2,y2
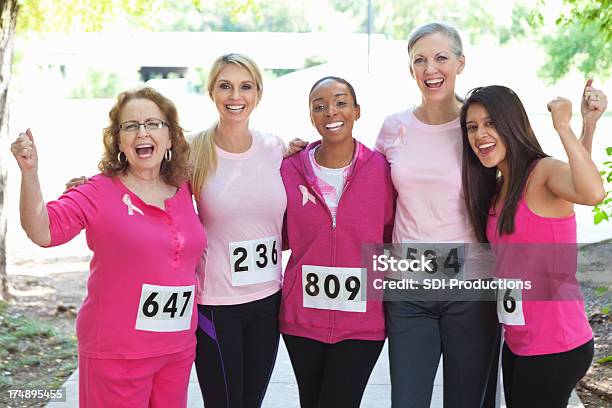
[
  {"x1": 194, "y1": 291, "x2": 281, "y2": 408},
  {"x1": 502, "y1": 339, "x2": 594, "y2": 408},
  {"x1": 282, "y1": 334, "x2": 384, "y2": 408}
]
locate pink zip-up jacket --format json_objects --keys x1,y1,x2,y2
[{"x1": 280, "y1": 140, "x2": 395, "y2": 343}]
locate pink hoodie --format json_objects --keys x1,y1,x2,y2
[{"x1": 280, "y1": 140, "x2": 395, "y2": 343}]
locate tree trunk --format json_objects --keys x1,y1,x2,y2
[{"x1": 0, "y1": 0, "x2": 20, "y2": 301}]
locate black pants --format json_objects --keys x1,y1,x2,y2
[
  {"x1": 502, "y1": 339, "x2": 594, "y2": 408},
  {"x1": 385, "y1": 299, "x2": 501, "y2": 408},
  {"x1": 283, "y1": 334, "x2": 384, "y2": 408},
  {"x1": 194, "y1": 291, "x2": 281, "y2": 408}
]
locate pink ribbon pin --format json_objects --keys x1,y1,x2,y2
[
  {"x1": 299, "y1": 185, "x2": 316, "y2": 206},
  {"x1": 122, "y1": 194, "x2": 144, "y2": 216}
]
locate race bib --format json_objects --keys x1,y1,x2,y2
[
  {"x1": 135, "y1": 284, "x2": 194, "y2": 332},
  {"x1": 401, "y1": 243, "x2": 465, "y2": 283},
  {"x1": 229, "y1": 236, "x2": 281, "y2": 286},
  {"x1": 497, "y1": 280, "x2": 525, "y2": 326},
  {"x1": 302, "y1": 265, "x2": 366, "y2": 313}
]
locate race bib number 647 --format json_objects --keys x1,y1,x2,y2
[{"x1": 135, "y1": 284, "x2": 194, "y2": 332}]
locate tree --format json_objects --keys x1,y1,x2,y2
[
  {"x1": 0, "y1": 0, "x2": 20, "y2": 301},
  {"x1": 0, "y1": 0, "x2": 254, "y2": 300},
  {"x1": 328, "y1": 0, "x2": 522, "y2": 44},
  {"x1": 536, "y1": 0, "x2": 612, "y2": 224},
  {"x1": 534, "y1": 0, "x2": 612, "y2": 83},
  {"x1": 146, "y1": 0, "x2": 308, "y2": 32}
]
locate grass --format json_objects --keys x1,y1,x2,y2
[
  {"x1": 595, "y1": 286, "x2": 609, "y2": 296},
  {"x1": 0, "y1": 301, "x2": 77, "y2": 404},
  {"x1": 596, "y1": 355, "x2": 612, "y2": 365}
]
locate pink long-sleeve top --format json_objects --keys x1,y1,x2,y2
[
  {"x1": 46, "y1": 174, "x2": 207, "y2": 359},
  {"x1": 375, "y1": 108, "x2": 476, "y2": 243}
]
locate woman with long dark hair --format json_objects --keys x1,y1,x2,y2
[{"x1": 461, "y1": 85, "x2": 606, "y2": 408}]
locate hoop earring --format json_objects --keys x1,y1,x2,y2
[
  {"x1": 117, "y1": 151, "x2": 127, "y2": 164},
  {"x1": 164, "y1": 149, "x2": 172, "y2": 162}
]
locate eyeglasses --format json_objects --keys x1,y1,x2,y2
[{"x1": 119, "y1": 119, "x2": 167, "y2": 133}]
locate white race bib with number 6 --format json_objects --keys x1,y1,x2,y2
[
  {"x1": 497, "y1": 280, "x2": 525, "y2": 326},
  {"x1": 302, "y1": 265, "x2": 366, "y2": 313},
  {"x1": 229, "y1": 236, "x2": 281, "y2": 286},
  {"x1": 135, "y1": 284, "x2": 195, "y2": 332}
]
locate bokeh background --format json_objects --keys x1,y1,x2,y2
[{"x1": 2, "y1": 0, "x2": 611, "y2": 273}]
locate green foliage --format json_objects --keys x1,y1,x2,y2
[
  {"x1": 555, "y1": 0, "x2": 612, "y2": 42},
  {"x1": 531, "y1": 0, "x2": 612, "y2": 83},
  {"x1": 264, "y1": 68, "x2": 296, "y2": 80},
  {"x1": 69, "y1": 69, "x2": 130, "y2": 98},
  {"x1": 593, "y1": 147, "x2": 612, "y2": 224},
  {"x1": 529, "y1": 0, "x2": 612, "y2": 226},
  {"x1": 16, "y1": 0, "x2": 156, "y2": 33},
  {"x1": 538, "y1": 22, "x2": 611, "y2": 84},
  {"x1": 187, "y1": 67, "x2": 208, "y2": 94},
  {"x1": 328, "y1": 0, "x2": 522, "y2": 44},
  {"x1": 596, "y1": 355, "x2": 612, "y2": 364},
  {"x1": 498, "y1": 3, "x2": 533, "y2": 45},
  {"x1": 0, "y1": 306, "x2": 77, "y2": 394},
  {"x1": 145, "y1": 0, "x2": 307, "y2": 32},
  {"x1": 303, "y1": 56, "x2": 327, "y2": 69}
]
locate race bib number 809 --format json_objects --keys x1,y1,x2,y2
[{"x1": 302, "y1": 265, "x2": 366, "y2": 313}]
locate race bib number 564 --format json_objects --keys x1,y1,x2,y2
[{"x1": 135, "y1": 284, "x2": 194, "y2": 332}]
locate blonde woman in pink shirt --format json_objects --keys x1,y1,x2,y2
[
  {"x1": 190, "y1": 53, "x2": 299, "y2": 408},
  {"x1": 11, "y1": 87, "x2": 207, "y2": 407},
  {"x1": 375, "y1": 22, "x2": 605, "y2": 408}
]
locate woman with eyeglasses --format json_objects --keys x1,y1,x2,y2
[
  {"x1": 63, "y1": 54, "x2": 305, "y2": 408},
  {"x1": 460, "y1": 85, "x2": 606, "y2": 407},
  {"x1": 11, "y1": 87, "x2": 207, "y2": 407}
]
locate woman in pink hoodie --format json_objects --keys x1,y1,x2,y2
[{"x1": 280, "y1": 76, "x2": 395, "y2": 408}]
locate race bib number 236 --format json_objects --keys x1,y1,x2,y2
[{"x1": 229, "y1": 236, "x2": 281, "y2": 286}]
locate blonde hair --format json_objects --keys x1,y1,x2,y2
[
  {"x1": 191, "y1": 53, "x2": 264, "y2": 202},
  {"x1": 99, "y1": 87, "x2": 190, "y2": 187}
]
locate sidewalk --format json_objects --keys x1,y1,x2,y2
[{"x1": 47, "y1": 340, "x2": 585, "y2": 408}]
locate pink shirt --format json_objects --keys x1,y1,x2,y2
[
  {"x1": 375, "y1": 109, "x2": 476, "y2": 243},
  {"x1": 46, "y1": 175, "x2": 207, "y2": 359},
  {"x1": 487, "y1": 191, "x2": 593, "y2": 356},
  {"x1": 196, "y1": 131, "x2": 287, "y2": 305},
  {"x1": 308, "y1": 146, "x2": 350, "y2": 222}
]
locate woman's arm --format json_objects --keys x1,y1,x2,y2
[
  {"x1": 10, "y1": 129, "x2": 51, "y2": 246},
  {"x1": 543, "y1": 98, "x2": 606, "y2": 206}
]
